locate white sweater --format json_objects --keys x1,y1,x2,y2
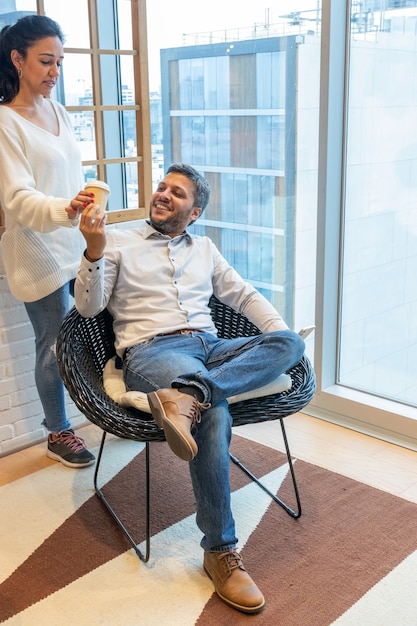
[{"x1": 0, "y1": 100, "x2": 85, "y2": 302}]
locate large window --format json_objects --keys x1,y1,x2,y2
[
  {"x1": 340, "y1": 1, "x2": 417, "y2": 408},
  {"x1": 3, "y1": 0, "x2": 417, "y2": 447},
  {"x1": 311, "y1": 0, "x2": 417, "y2": 448},
  {"x1": 148, "y1": 0, "x2": 417, "y2": 446}
]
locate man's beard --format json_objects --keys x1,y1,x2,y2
[{"x1": 149, "y1": 211, "x2": 182, "y2": 236}]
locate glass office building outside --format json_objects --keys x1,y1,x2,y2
[{"x1": 160, "y1": 36, "x2": 307, "y2": 326}]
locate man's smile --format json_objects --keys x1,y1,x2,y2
[{"x1": 154, "y1": 203, "x2": 171, "y2": 212}]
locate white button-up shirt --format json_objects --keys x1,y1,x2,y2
[{"x1": 75, "y1": 220, "x2": 288, "y2": 356}]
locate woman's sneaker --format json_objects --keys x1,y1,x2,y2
[{"x1": 47, "y1": 429, "x2": 95, "y2": 468}]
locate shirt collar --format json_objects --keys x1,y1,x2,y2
[{"x1": 142, "y1": 219, "x2": 192, "y2": 242}]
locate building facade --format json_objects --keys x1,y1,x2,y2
[{"x1": 160, "y1": 36, "x2": 302, "y2": 323}]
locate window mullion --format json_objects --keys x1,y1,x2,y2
[{"x1": 88, "y1": 0, "x2": 106, "y2": 181}]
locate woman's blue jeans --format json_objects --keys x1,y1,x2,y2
[
  {"x1": 24, "y1": 281, "x2": 74, "y2": 434},
  {"x1": 123, "y1": 329, "x2": 305, "y2": 552}
]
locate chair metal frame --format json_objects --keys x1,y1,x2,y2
[{"x1": 57, "y1": 299, "x2": 316, "y2": 562}]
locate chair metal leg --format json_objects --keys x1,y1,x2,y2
[
  {"x1": 93, "y1": 431, "x2": 151, "y2": 562},
  {"x1": 230, "y1": 419, "x2": 301, "y2": 519}
]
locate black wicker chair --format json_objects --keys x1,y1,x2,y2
[{"x1": 56, "y1": 298, "x2": 316, "y2": 562}]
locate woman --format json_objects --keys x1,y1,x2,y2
[{"x1": 0, "y1": 15, "x2": 95, "y2": 467}]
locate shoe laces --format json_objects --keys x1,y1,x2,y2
[
  {"x1": 218, "y1": 550, "x2": 246, "y2": 574},
  {"x1": 188, "y1": 398, "x2": 211, "y2": 428},
  {"x1": 57, "y1": 430, "x2": 87, "y2": 452}
]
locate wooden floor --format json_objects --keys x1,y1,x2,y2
[{"x1": 2, "y1": 413, "x2": 417, "y2": 504}]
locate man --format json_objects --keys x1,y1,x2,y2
[{"x1": 75, "y1": 163, "x2": 305, "y2": 614}]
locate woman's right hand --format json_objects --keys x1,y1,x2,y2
[
  {"x1": 66, "y1": 190, "x2": 96, "y2": 220},
  {"x1": 79, "y1": 203, "x2": 107, "y2": 261}
]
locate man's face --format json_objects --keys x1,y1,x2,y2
[{"x1": 149, "y1": 172, "x2": 202, "y2": 238}]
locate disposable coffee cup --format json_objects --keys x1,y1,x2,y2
[{"x1": 84, "y1": 180, "x2": 111, "y2": 210}]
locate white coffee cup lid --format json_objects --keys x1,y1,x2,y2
[{"x1": 84, "y1": 180, "x2": 110, "y2": 193}]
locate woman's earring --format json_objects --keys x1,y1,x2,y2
[{"x1": 17, "y1": 68, "x2": 22, "y2": 78}]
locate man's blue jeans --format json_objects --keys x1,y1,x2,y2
[
  {"x1": 123, "y1": 329, "x2": 305, "y2": 552},
  {"x1": 24, "y1": 281, "x2": 74, "y2": 434}
]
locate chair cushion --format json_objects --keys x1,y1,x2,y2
[{"x1": 103, "y1": 357, "x2": 292, "y2": 413}]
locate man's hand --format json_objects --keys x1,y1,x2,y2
[{"x1": 79, "y1": 203, "x2": 107, "y2": 261}]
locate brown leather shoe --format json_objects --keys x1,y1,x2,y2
[
  {"x1": 147, "y1": 389, "x2": 209, "y2": 461},
  {"x1": 204, "y1": 550, "x2": 265, "y2": 614}
]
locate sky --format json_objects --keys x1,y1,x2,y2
[
  {"x1": 145, "y1": 1, "x2": 320, "y2": 48},
  {"x1": 145, "y1": 0, "x2": 319, "y2": 90},
  {"x1": 13, "y1": 0, "x2": 319, "y2": 92}
]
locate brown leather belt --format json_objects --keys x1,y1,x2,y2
[{"x1": 158, "y1": 329, "x2": 204, "y2": 337}]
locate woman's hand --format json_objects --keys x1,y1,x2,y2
[
  {"x1": 79, "y1": 203, "x2": 107, "y2": 261},
  {"x1": 65, "y1": 190, "x2": 95, "y2": 220}
]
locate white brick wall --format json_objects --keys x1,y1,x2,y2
[{"x1": 0, "y1": 272, "x2": 87, "y2": 457}]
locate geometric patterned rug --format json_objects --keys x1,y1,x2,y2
[{"x1": 1, "y1": 434, "x2": 417, "y2": 625}]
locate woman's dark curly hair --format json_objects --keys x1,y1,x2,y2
[{"x1": 0, "y1": 15, "x2": 64, "y2": 103}]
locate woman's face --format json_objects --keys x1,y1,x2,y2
[{"x1": 12, "y1": 36, "x2": 64, "y2": 98}]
